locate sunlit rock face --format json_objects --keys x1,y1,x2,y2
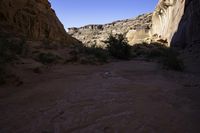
[
  {"x1": 126, "y1": 29, "x2": 150, "y2": 45},
  {"x1": 151, "y1": 0, "x2": 186, "y2": 46},
  {"x1": 68, "y1": 13, "x2": 152, "y2": 47},
  {"x1": 0, "y1": 0, "x2": 77, "y2": 44}
]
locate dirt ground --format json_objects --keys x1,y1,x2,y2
[{"x1": 0, "y1": 60, "x2": 200, "y2": 133}]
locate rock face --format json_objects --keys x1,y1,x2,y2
[
  {"x1": 171, "y1": 0, "x2": 200, "y2": 47},
  {"x1": 151, "y1": 0, "x2": 200, "y2": 47},
  {"x1": 68, "y1": 13, "x2": 152, "y2": 47},
  {"x1": 151, "y1": 0, "x2": 186, "y2": 46},
  {"x1": 0, "y1": 0, "x2": 77, "y2": 44},
  {"x1": 151, "y1": 0, "x2": 200, "y2": 72}
]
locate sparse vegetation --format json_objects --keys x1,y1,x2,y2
[
  {"x1": 0, "y1": 35, "x2": 183, "y2": 86},
  {"x1": 67, "y1": 44, "x2": 109, "y2": 64},
  {"x1": 0, "y1": 38, "x2": 12, "y2": 84},
  {"x1": 131, "y1": 42, "x2": 184, "y2": 71},
  {"x1": 161, "y1": 49, "x2": 184, "y2": 71},
  {"x1": 105, "y1": 34, "x2": 131, "y2": 60},
  {"x1": 0, "y1": 38, "x2": 15, "y2": 64},
  {"x1": 81, "y1": 44, "x2": 109, "y2": 63},
  {"x1": 36, "y1": 52, "x2": 61, "y2": 64},
  {"x1": 0, "y1": 37, "x2": 28, "y2": 61},
  {"x1": 131, "y1": 42, "x2": 166, "y2": 58},
  {"x1": 43, "y1": 39, "x2": 59, "y2": 50},
  {"x1": 0, "y1": 37, "x2": 28, "y2": 84},
  {"x1": 0, "y1": 65, "x2": 6, "y2": 84},
  {"x1": 67, "y1": 36, "x2": 183, "y2": 71}
]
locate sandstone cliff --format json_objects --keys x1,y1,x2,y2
[
  {"x1": 151, "y1": 0, "x2": 200, "y2": 47},
  {"x1": 152, "y1": 0, "x2": 200, "y2": 72},
  {"x1": 151, "y1": 0, "x2": 185, "y2": 46},
  {"x1": 0, "y1": 0, "x2": 77, "y2": 44},
  {"x1": 171, "y1": 0, "x2": 200, "y2": 47},
  {"x1": 68, "y1": 13, "x2": 152, "y2": 47}
]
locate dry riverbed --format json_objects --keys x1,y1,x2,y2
[{"x1": 0, "y1": 60, "x2": 200, "y2": 133}]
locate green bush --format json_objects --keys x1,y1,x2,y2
[
  {"x1": 36, "y1": 52, "x2": 60, "y2": 64},
  {"x1": 105, "y1": 34, "x2": 131, "y2": 60}
]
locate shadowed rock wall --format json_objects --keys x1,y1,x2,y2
[
  {"x1": 152, "y1": 0, "x2": 200, "y2": 72},
  {"x1": 171, "y1": 0, "x2": 200, "y2": 47},
  {"x1": 0, "y1": 0, "x2": 78, "y2": 44}
]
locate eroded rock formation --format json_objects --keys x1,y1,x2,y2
[
  {"x1": 68, "y1": 13, "x2": 152, "y2": 47},
  {"x1": 0, "y1": 0, "x2": 77, "y2": 44}
]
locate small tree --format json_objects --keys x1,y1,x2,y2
[{"x1": 105, "y1": 34, "x2": 131, "y2": 60}]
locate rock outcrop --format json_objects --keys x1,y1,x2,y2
[
  {"x1": 68, "y1": 13, "x2": 152, "y2": 47},
  {"x1": 0, "y1": 0, "x2": 77, "y2": 44}
]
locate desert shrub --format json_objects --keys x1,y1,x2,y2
[
  {"x1": 11, "y1": 38, "x2": 28, "y2": 56},
  {"x1": 0, "y1": 38, "x2": 27, "y2": 60},
  {"x1": 36, "y1": 52, "x2": 60, "y2": 64},
  {"x1": 0, "y1": 38, "x2": 28, "y2": 84},
  {"x1": 0, "y1": 38, "x2": 14, "y2": 63},
  {"x1": 82, "y1": 45, "x2": 109, "y2": 62},
  {"x1": 67, "y1": 44, "x2": 109, "y2": 64},
  {"x1": 131, "y1": 42, "x2": 184, "y2": 71},
  {"x1": 43, "y1": 39, "x2": 58, "y2": 49},
  {"x1": 0, "y1": 38, "x2": 12, "y2": 84},
  {"x1": 0, "y1": 65, "x2": 6, "y2": 85},
  {"x1": 105, "y1": 34, "x2": 131, "y2": 60},
  {"x1": 131, "y1": 42, "x2": 167, "y2": 58},
  {"x1": 0, "y1": 38, "x2": 11, "y2": 84},
  {"x1": 161, "y1": 49, "x2": 184, "y2": 71}
]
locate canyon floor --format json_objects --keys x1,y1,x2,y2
[{"x1": 0, "y1": 60, "x2": 200, "y2": 133}]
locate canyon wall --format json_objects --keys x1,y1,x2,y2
[
  {"x1": 151, "y1": 0, "x2": 200, "y2": 47},
  {"x1": 0, "y1": 0, "x2": 77, "y2": 44},
  {"x1": 152, "y1": 0, "x2": 200, "y2": 71},
  {"x1": 171, "y1": 0, "x2": 200, "y2": 47},
  {"x1": 151, "y1": 0, "x2": 186, "y2": 46},
  {"x1": 68, "y1": 13, "x2": 152, "y2": 47}
]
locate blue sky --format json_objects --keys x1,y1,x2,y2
[{"x1": 49, "y1": 0, "x2": 158, "y2": 29}]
